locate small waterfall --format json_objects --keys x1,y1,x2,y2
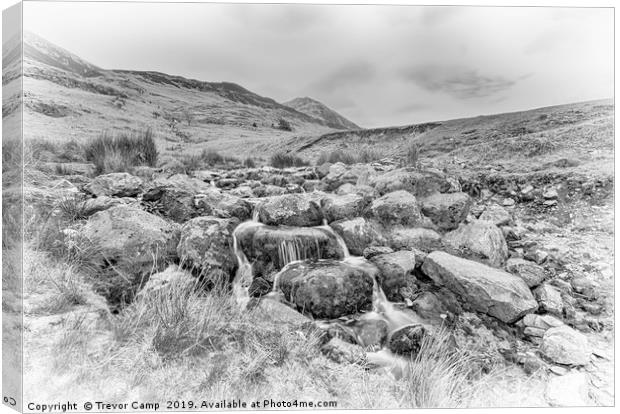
[
  {"x1": 252, "y1": 209, "x2": 260, "y2": 222},
  {"x1": 231, "y1": 219, "x2": 264, "y2": 308},
  {"x1": 320, "y1": 219, "x2": 350, "y2": 258},
  {"x1": 210, "y1": 180, "x2": 216, "y2": 188}
]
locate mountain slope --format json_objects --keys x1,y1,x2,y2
[{"x1": 283, "y1": 96, "x2": 360, "y2": 130}]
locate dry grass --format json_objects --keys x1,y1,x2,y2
[
  {"x1": 316, "y1": 147, "x2": 385, "y2": 165},
  {"x1": 270, "y1": 152, "x2": 309, "y2": 168},
  {"x1": 84, "y1": 128, "x2": 158, "y2": 175}
]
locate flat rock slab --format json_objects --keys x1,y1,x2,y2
[
  {"x1": 541, "y1": 325, "x2": 591, "y2": 366},
  {"x1": 421, "y1": 251, "x2": 538, "y2": 323}
]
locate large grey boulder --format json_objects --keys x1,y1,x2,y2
[
  {"x1": 370, "y1": 251, "x2": 416, "y2": 301},
  {"x1": 389, "y1": 227, "x2": 443, "y2": 252},
  {"x1": 177, "y1": 216, "x2": 239, "y2": 282},
  {"x1": 540, "y1": 325, "x2": 590, "y2": 366},
  {"x1": 84, "y1": 172, "x2": 143, "y2": 197},
  {"x1": 278, "y1": 260, "x2": 375, "y2": 319},
  {"x1": 479, "y1": 204, "x2": 513, "y2": 226},
  {"x1": 330, "y1": 217, "x2": 386, "y2": 256},
  {"x1": 443, "y1": 220, "x2": 509, "y2": 267},
  {"x1": 321, "y1": 193, "x2": 370, "y2": 223},
  {"x1": 505, "y1": 258, "x2": 546, "y2": 288},
  {"x1": 256, "y1": 193, "x2": 323, "y2": 226},
  {"x1": 419, "y1": 192, "x2": 471, "y2": 231},
  {"x1": 421, "y1": 251, "x2": 538, "y2": 323},
  {"x1": 370, "y1": 168, "x2": 450, "y2": 197},
  {"x1": 534, "y1": 283, "x2": 564, "y2": 316},
  {"x1": 194, "y1": 189, "x2": 252, "y2": 221},
  {"x1": 369, "y1": 190, "x2": 424, "y2": 226}
]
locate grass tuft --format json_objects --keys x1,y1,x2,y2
[
  {"x1": 270, "y1": 152, "x2": 309, "y2": 168},
  {"x1": 84, "y1": 128, "x2": 158, "y2": 175}
]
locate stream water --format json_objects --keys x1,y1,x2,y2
[{"x1": 231, "y1": 210, "x2": 423, "y2": 377}]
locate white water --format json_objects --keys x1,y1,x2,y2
[{"x1": 320, "y1": 219, "x2": 350, "y2": 258}]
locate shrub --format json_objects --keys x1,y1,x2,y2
[
  {"x1": 276, "y1": 118, "x2": 292, "y2": 131},
  {"x1": 84, "y1": 128, "x2": 158, "y2": 175},
  {"x1": 270, "y1": 152, "x2": 309, "y2": 168},
  {"x1": 243, "y1": 157, "x2": 256, "y2": 168},
  {"x1": 405, "y1": 141, "x2": 420, "y2": 168},
  {"x1": 201, "y1": 148, "x2": 224, "y2": 165},
  {"x1": 316, "y1": 147, "x2": 385, "y2": 165}
]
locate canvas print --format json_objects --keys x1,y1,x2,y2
[{"x1": 1, "y1": 0, "x2": 614, "y2": 411}]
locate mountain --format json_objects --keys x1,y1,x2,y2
[
  {"x1": 7, "y1": 32, "x2": 337, "y2": 159},
  {"x1": 283, "y1": 96, "x2": 360, "y2": 130}
]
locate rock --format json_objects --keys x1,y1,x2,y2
[
  {"x1": 443, "y1": 220, "x2": 509, "y2": 267},
  {"x1": 362, "y1": 246, "x2": 394, "y2": 259},
  {"x1": 541, "y1": 325, "x2": 590, "y2": 366},
  {"x1": 139, "y1": 265, "x2": 196, "y2": 295},
  {"x1": 177, "y1": 216, "x2": 239, "y2": 282},
  {"x1": 256, "y1": 193, "x2": 323, "y2": 226},
  {"x1": 236, "y1": 224, "x2": 344, "y2": 272},
  {"x1": 321, "y1": 337, "x2": 367, "y2": 365},
  {"x1": 302, "y1": 180, "x2": 322, "y2": 192},
  {"x1": 524, "y1": 326, "x2": 546, "y2": 340},
  {"x1": 389, "y1": 227, "x2": 443, "y2": 252},
  {"x1": 321, "y1": 193, "x2": 370, "y2": 223},
  {"x1": 543, "y1": 200, "x2": 558, "y2": 207},
  {"x1": 369, "y1": 251, "x2": 416, "y2": 301},
  {"x1": 421, "y1": 251, "x2": 538, "y2": 323},
  {"x1": 330, "y1": 217, "x2": 386, "y2": 256},
  {"x1": 255, "y1": 298, "x2": 311, "y2": 327},
  {"x1": 522, "y1": 314, "x2": 564, "y2": 330},
  {"x1": 410, "y1": 291, "x2": 448, "y2": 323},
  {"x1": 84, "y1": 172, "x2": 143, "y2": 197},
  {"x1": 502, "y1": 198, "x2": 516, "y2": 207},
  {"x1": 158, "y1": 173, "x2": 212, "y2": 193},
  {"x1": 543, "y1": 188, "x2": 559, "y2": 200},
  {"x1": 369, "y1": 190, "x2": 423, "y2": 226},
  {"x1": 229, "y1": 185, "x2": 255, "y2": 198},
  {"x1": 278, "y1": 260, "x2": 374, "y2": 319},
  {"x1": 78, "y1": 206, "x2": 180, "y2": 299},
  {"x1": 82, "y1": 196, "x2": 137, "y2": 216},
  {"x1": 388, "y1": 324, "x2": 428, "y2": 356},
  {"x1": 524, "y1": 249, "x2": 549, "y2": 265},
  {"x1": 570, "y1": 277, "x2": 599, "y2": 300},
  {"x1": 148, "y1": 187, "x2": 198, "y2": 223},
  {"x1": 248, "y1": 277, "x2": 271, "y2": 297},
  {"x1": 194, "y1": 190, "x2": 252, "y2": 221},
  {"x1": 371, "y1": 168, "x2": 450, "y2": 197},
  {"x1": 253, "y1": 184, "x2": 287, "y2": 197},
  {"x1": 479, "y1": 204, "x2": 512, "y2": 227},
  {"x1": 322, "y1": 163, "x2": 376, "y2": 191},
  {"x1": 419, "y1": 192, "x2": 471, "y2": 231},
  {"x1": 505, "y1": 258, "x2": 546, "y2": 288},
  {"x1": 534, "y1": 283, "x2": 564, "y2": 316},
  {"x1": 351, "y1": 318, "x2": 389, "y2": 349},
  {"x1": 546, "y1": 372, "x2": 591, "y2": 406}
]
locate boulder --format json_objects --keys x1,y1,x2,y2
[
  {"x1": 534, "y1": 283, "x2": 564, "y2": 316},
  {"x1": 84, "y1": 172, "x2": 143, "y2": 197},
  {"x1": 479, "y1": 204, "x2": 513, "y2": 227},
  {"x1": 369, "y1": 190, "x2": 424, "y2": 226},
  {"x1": 321, "y1": 337, "x2": 367, "y2": 365},
  {"x1": 369, "y1": 251, "x2": 416, "y2": 301},
  {"x1": 505, "y1": 258, "x2": 546, "y2": 288},
  {"x1": 253, "y1": 184, "x2": 287, "y2": 197},
  {"x1": 78, "y1": 206, "x2": 180, "y2": 300},
  {"x1": 351, "y1": 318, "x2": 389, "y2": 349},
  {"x1": 144, "y1": 187, "x2": 198, "y2": 223},
  {"x1": 82, "y1": 196, "x2": 137, "y2": 216},
  {"x1": 256, "y1": 193, "x2": 323, "y2": 226},
  {"x1": 371, "y1": 168, "x2": 450, "y2": 197},
  {"x1": 278, "y1": 260, "x2": 374, "y2": 319},
  {"x1": 522, "y1": 314, "x2": 564, "y2": 330},
  {"x1": 194, "y1": 189, "x2": 252, "y2": 221},
  {"x1": 330, "y1": 217, "x2": 386, "y2": 256},
  {"x1": 177, "y1": 216, "x2": 239, "y2": 282},
  {"x1": 419, "y1": 192, "x2": 471, "y2": 231},
  {"x1": 139, "y1": 265, "x2": 196, "y2": 296},
  {"x1": 323, "y1": 163, "x2": 376, "y2": 191},
  {"x1": 389, "y1": 227, "x2": 443, "y2": 252},
  {"x1": 157, "y1": 173, "x2": 212, "y2": 193},
  {"x1": 421, "y1": 251, "x2": 538, "y2": 323},
  {"x1": 443, "y1": 220, "x2": 508, "y2": 267},
  {"x1": 388, "y1": 324, "x2": 429, "y2": 356},
  {"x1": 540, "y1": 325, "x2": 590, "y2": 366},
  {"x1": 321, "y1": 193, "x2": 370, "y2": 223}
]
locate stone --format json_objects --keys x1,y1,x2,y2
[
  {"x1": 139, "y1": 265, "x2": 196, "y2": 295},
  {"x1": 502, "y1": 198, "x2": 516, "y2": 207},
  {"x1": 253, "y1": 184, "x2": 287, "y2": 197},
  {"x1": 177, "y1": 216, "x2": 239, "y2": 282},
  {"x1": 321, "y1": 193, "x2": 370, "y2": 223},
  {"x1": 351, "y1": 318, "x2": 389, "y2": 349},
  {"x1": 534, "y1": 284, "x2": 564, "y2": 316},
  {"x1": 541, "y1": 325, "x2": 590, "y2": 366},
  {"x1": 570, "y1": 277, "x2": 599, "y2": 300},
  {"x1": 522, "y1": 314, "x2": 564, "y2": 330},
  {"x1": 321, "y1": 337, "x2": 367, "y2": 365},
  {"x1": 389, "y1": 227, "x2": 443, "y2": 252},
  {"x1": 84, "y1": 172, "x2": 143, "y2": 197},
  {"x1": 369, "y1": 190, "x2": 424, "y2": 226},
  {"x1": 278, "y1": 260, "x2": 375, "y2": 319},
  {"x1": 248, "y1": 277, "x2": 271, "y2": 297},
  {"x1": 505, "y1": 258, "x2": 546, "y2": 288},
  {"x1": 543, "y1": 188, "x2": 559, "y2": 200},
  {"x1": 194, "y1": 189, "x2": 252, "y2": 221},
  {"x1": 256, "y1": 193, "x2": 323, "y2": 226},
  {"x1": 330, "y1": 217, "x2": 387, "y2": 256},
  {"x1": 419, "y1": 192, "x2": 472, "y2": 231},
  {"x1": 371, "y1": 168, "x2": 450, "y2": 197},
  {"x1": 410, "y1": 291, "x2": 448, "y2": 323},
  {"x1": 370, "y1": 251, "x2": 416, "y2": 301},
  {"x1": 443, "y1": 220, "x2": 509, "y2": 267},
  {"x1": 421, "y1": 251, "x2": 538, "y2": 323},
  {"x1": 388, "y1": 324, "x2": 428, "y2": 356},
  {"x1": 546, "y1": 372, "x2": 591, "y2": 406},
  {"x1": 255, "y1": 298, "x2": 311, "y2": 327},
  {"x1": 479, "y1": 204, "x2": 513, "y2": 227},
  {"x1": 524, "y1": 249, "x2": 549, "y2": 265},
  {"x1": 82, "y1": 196, "x2": 137, "y2": 216},
  {"x1": 79, "y1": 205, "x2": 179, "y2": 277},
  {"x1": 362, "y1": 246, "x2": 394, "y2": 259}
]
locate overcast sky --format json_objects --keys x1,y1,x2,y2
[{"x1": 23, "y1": 1, "x2": 613, "y2": 128}]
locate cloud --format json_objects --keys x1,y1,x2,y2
[
  {"x1": 401, "y1": 64, "x2": 519, "y2": 99},
  {"x1": 311, "y1": 60, "x2": 376, "y2": 93},
  {"x1": 396, "y1": 102, "x2": 431, "y2": 114}
]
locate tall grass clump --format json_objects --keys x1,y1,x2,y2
[
  {"x1": 270, "y1": 152, "x2": 309, "y2": 168},
  {"x1": 400, "y1": 327, "x2": 477, "y2": 408},
  {"x1": 405, "y1": 141, "x2": 420, "y2": 168},
  {"x1": 84, "y1": 128, "x2": 158, "y2": 175},
  {"x1": 316, "y1": 147, "x2": 385, "y2": 165}
]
